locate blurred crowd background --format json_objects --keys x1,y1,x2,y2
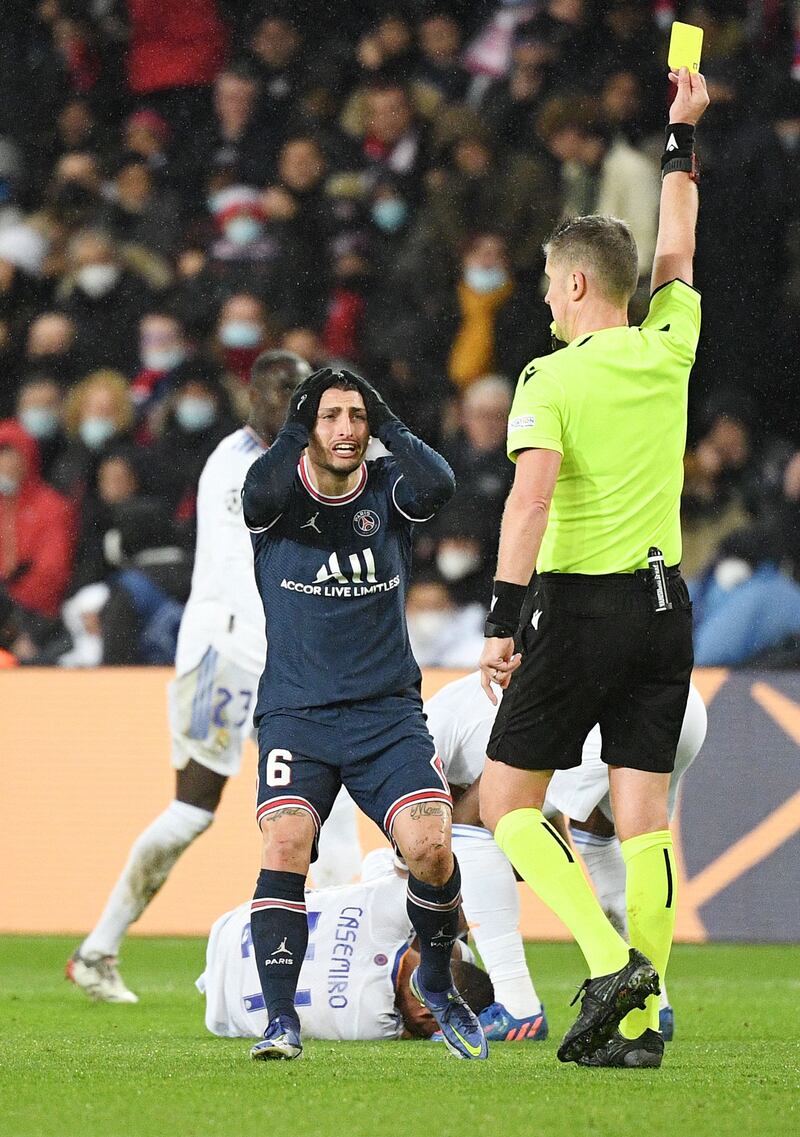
[{"x1": 1, "y1": 0, "x2": 800, "y2": 670}]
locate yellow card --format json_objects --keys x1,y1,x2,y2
[{"x1": 668, "y1": 21, "x2": 703, "y2": 73}]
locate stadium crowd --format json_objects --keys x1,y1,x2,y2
[{"x1": 1, "y1": 0, "x2": 799, "y2": 668}]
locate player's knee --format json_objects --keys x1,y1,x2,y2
[
  {"x1": 405, "y1": 841, "x2": 453, "y2": 886},
  {"x1": 260, "y1": 817, "x2": 314, "y2": 871}
]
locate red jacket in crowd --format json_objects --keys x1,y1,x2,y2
[
  {"x1": 0, "y1": 421, "x2": 75, "y2": 620},
  {"x1": 126, "y1": 0, "x2": 228, "y2": 95}
]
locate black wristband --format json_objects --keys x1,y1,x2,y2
[
  {"x1": 664, "y1": 122, "x2": 695, "y2": 152},
  {"x1": 484, "y1": 580, "x2": 527, "y2": 638},
  {"x1": 662, "y1": 122, "x2": 698, "y2": 180}
]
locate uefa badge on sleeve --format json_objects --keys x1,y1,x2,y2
[{"x1": 353, "y1": 509, "x2": 381, "y2": 536}]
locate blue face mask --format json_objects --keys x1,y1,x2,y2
[
  {"x1": 79, "y1": 416, "x2": 116, "y2": 450},
  {"x1": 20, "y1": 407, "x2": 59, "y2": 440},
  {"x1": 142, "y1": 347, "x2": 185, "y2": 372},
  {"x1": 175, "y1": 396, "x2": 216, "y2": 433},
  {"x1": 465, "y1": 266, "x2": 509, "y2": 294},
  {"x1": 219, "y1": 321, "x2": 262, "y2": 349},
  {"x1": 225, "y1": 217, "x2": 263, "y2": 246},
  {"x1": 372, "y1": 198, "x2": 408, "y2": 233}
]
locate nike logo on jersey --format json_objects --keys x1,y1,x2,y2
[
  {"x1": 301, "y1": 512, "x2": 322, "y2": 534},
  {"x1": 531, "y1": 609, "x2": 542, "y2": 630}
]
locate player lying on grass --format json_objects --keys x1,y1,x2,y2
[
  {"x1": 198, "y1": 849, "x2": 494, "y2": 1042},
  {"x1": 428, "y1": 672, "x2": 707, "y2": 1047}
]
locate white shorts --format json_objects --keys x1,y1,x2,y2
[
  {"x1": 545, "y1": 684, "x2": 708, "y2": 823},
  {"x1": 168, "y1": 647, "x2": 260, "y2": 778}
]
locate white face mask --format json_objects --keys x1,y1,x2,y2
[
  {"x1": 436, "y1": 547, "x2": 482, "y2": 581},
  {"x1": 0, "y1": 473, "x2": 19, "y2": 496},
  {"x1": 76, "y1": 263, "x2": 121, "y2": 298},
  {"x1": 79, "y1": 416, "x2": 116, "y2": 450},
  {"x1": 407, "y1": 609, "x2": 451, "y2": 650},
  {"x1": 142, "y1": 347, "x2": 185, "y2": 372},
  {"x1": 20, "y1": 407, "x2": 59, "y2": 440}
]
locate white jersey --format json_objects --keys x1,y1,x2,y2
[
  {"x1": 197, "y1": 872, "x2": 412, "y2": 1041},
  {"x1": 175, "y1": 428, "x2": 267, "y2": 676},
  {"x1": 425, "y1": 672, "x2": 707, "y2": 822}
]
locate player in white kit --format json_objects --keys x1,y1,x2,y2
[
  {"x1": 426, "y1": 672, "x2": 707, "y2": 1042},
  {"x1": 67, "y1": 352, "x2": 361, "y2": 1004},
  {"x1": 198, "y1": 850, "x2": 493, "y2": 1042}
]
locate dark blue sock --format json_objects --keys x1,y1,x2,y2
[
  {"x1": 406, "y1": 858, "x2": 462, "y2": 993},
  {"x1": 250, "y1": 869, "x2": 308, "y2": 1029}
]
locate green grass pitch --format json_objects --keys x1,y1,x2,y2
[{"x1": 1, "y1": 938, "x2": 798, "y2": 1137}]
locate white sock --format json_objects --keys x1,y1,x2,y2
[
  {"x1": 569, "y1": 827, "x2": 628, "y2": 938},
  {"x1": 81, "y1": 800, "x2": 213, "y2": 957},
  {"x1": 312, "y1": 788, "x2": 362, "y2": 888},
  {"x1": 452, "y1": 823, "x2": 542, "y2": 1018}
]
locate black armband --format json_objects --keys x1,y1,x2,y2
[
  {"x1": 484, "y1": 581, "x2": 527, "y2": 639},
  {"x1": 662, "y1": 122, "x2": 699, "y2": 182}
]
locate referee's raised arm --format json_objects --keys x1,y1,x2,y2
[
  {"x1": 651, "y1": 67, "x2": 709, "y2": 293},
  {"x1": 474, "y1": 65, "x2": 710, "y2": 1069}
]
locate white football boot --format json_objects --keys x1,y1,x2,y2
[{"x1": 66, "y1": 951, "x2": 139, "y2": 1003}]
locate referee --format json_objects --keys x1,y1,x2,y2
[{"x1": 478, "y1": 67, "x2": 709, "y2": 1069}]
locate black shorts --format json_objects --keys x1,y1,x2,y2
[{"x1": 487, "y1": 571, "x2": 694, "y2": 775}]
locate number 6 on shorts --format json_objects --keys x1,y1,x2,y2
[{"x1": 266, "y1": 748, "x2": 293, "y2": 786}]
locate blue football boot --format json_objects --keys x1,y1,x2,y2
[
  {"x1": 478, "y1": 1001, "x2": 549, "y2": 1042},
  {"x1": 250, "y1": 1015, "x2": 303, "y2": 1061},
  {"x1": 659, "y1": 1004, "x2": 674, "y2": 1041},
  {"x1": 410, "y1": 968, "x2": 488, "y2": 1060}
]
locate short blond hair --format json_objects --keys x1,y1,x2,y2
[
  {"x1": 544, "y1": 214, "x2": 639, "y2": 305},
  {"x1": 63, "y1": 370, "x2": 135, "y2": 438}
]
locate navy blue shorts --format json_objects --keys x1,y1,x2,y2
[{"x1": 255, "y1": 693, "x2": 451, "y2": 846}]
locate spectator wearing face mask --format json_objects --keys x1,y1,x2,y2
[
  {"x1": 150, "y1": 359, "x2": 236, "y2": 524},
  {"x1": 447, "y1": 234, "x2": 515, "y2": 389},
  {"x1": 405, "y1": 576, "x2": 485, "y2": 669},
  {"x1": 59, "y1": 228, "x2": 159, "y2": 375},
  {"x1": 207, "y1": 185, "x2": 306, "y2": 324},
  {"x1": 15, "y1": 373, "x2": 68, "y2": 487},
  {"x1": 214, "y1": 293, "x2": 275, "y2": 404},
  {"x1": 52, "y1": 369, "x2": 136, "y2": 501},
  {"x1": 0, "y1": 419, "x2": 75, "y2": 626},
  {"x1": 130, "y1": 311, "x2": 191, "y2": 435}
]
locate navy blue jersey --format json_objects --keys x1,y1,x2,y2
[{"x1": 244, "y1": 425, "x2": 454, "y2": 717}]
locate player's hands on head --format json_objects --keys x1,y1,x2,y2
[
  {"x1": 668, "y1": 67, "x2": 709, "y2": 126},
  {"x1": 286, "y1": 367, "x2": 335, "y2": 431},
  {"x1": 339, "y1": 369, "x2": 400, "y2": 438}
]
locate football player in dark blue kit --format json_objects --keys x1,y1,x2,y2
[{"x1": 242, "y1": 367, "x2": 488, "y2": 1062}]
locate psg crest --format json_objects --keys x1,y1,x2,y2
[{"x1": 353, "y1": 509, "x2": 380, "y2": 536}]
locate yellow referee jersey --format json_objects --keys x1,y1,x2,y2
[{"x1": 507, "y1": 279, "x2": 701, "y2": 574}]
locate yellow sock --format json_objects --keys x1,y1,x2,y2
[
  {"x1": 495, "y1": 808, "x2": 629, "y2": 978},
  {"x1": 619, "y1": 830, "x2": 677, "y2": 1039}
]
